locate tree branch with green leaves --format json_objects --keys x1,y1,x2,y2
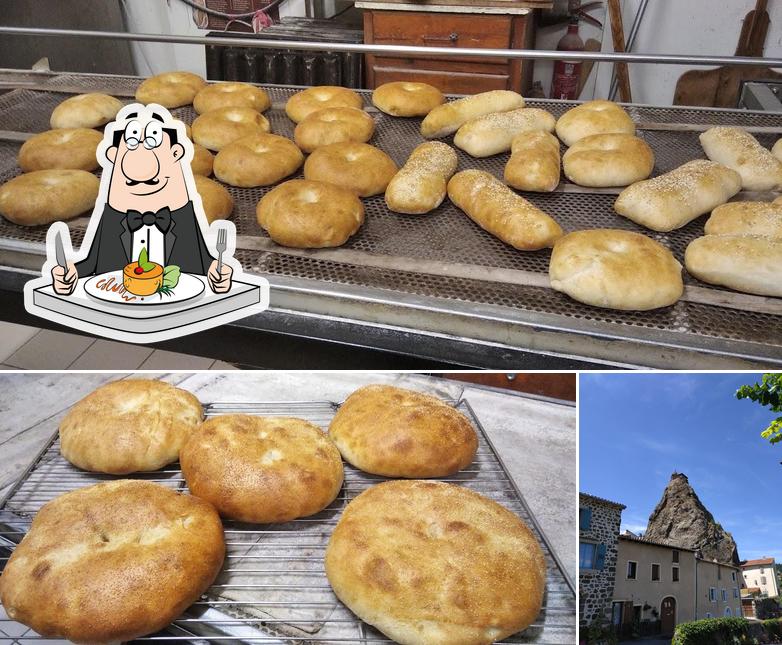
[{"x1": 736, "y1": 373, "x2": 782, "y2": 445}]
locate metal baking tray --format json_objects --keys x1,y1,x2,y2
[
  {"x1": 1, "y1": 70, "x2": 780, "y2": 368},
  {"x1": 0, "y1": 398, "x2": 576, "y2": 644}
]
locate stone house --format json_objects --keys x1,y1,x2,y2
[
  {"x1": 741, "y1": 557, "x2": 779, "y2": 599},
  {"x1": 579, "y1": 492, "x2": 625, "y2": 629}
]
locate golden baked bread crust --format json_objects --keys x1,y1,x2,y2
[
  {"x1": 0, "y1": 480, "x2": 225, "y2": 644},
  {"x1": 50, "y1": 93, "x2": 122, "y2": 129},
  {"x1": 453, "y1": 107, "x2": 556, "y2": 157},
  {"x1": 214, "y1": 133, "x2": 304, "y2": 187},
  {"x1": 555, "y1": 100, "x2": 635, "y2": 147},
  {"x1": 293, "y1": 107, "x2": 375, "y2": 153},
  {"x1": 385, "y1": 142, "x2": 458, "y2": 215},
  {"x1": 19, "y1": 128, "x2": 103, "y2": 172},
  {"x1": 328, "y1": 384, "x2": 478, "y2": 477},
  {"x1": 195, "y1": 175, "x2": 233, "y2": 223},
  {"x1": 191, "y1": 143, "x2": 214, "y2": 176},
  {"x1": 420, "y1": 90, "x2": 524, "y2": 139},
  {"x1": 59, "y1": 379, "x2": 203, "y2": 474},
  {"x1": 285, "y1": 86, "x2": 363, "y2": 123},
  {"x1": 563, "y1": 133, "x2": 654, "y2": 187},
  {"x1": 193, "y1": 82, "x2": 271, "y2": 114},
  {"x1": 705, "y1": 201, "x2": 782, "y2": 239},
  {"x1": 447, "y1": 170, "x2": 563, "y2": 251},
  {"x1": 303, "y1": 142, "x2": 397, "y2": 197},
  {"x1": 371, "y1": 81, "x2": 445, "y2": 117},
  {"x1": 504, "y1": 131, "x2": 561, "y2": 192},
  {"x1": 700, "y1": 126, "x2": 782, "y2": 191},
  {"x1": 181, "y1": 414, "x2": 344, "y2": 523},
  {"x1": 325, "y1": 480, "x2": 546, "y2": 645},
  {"x1": 135, "y1": 71, "x2": 207, "y2": 108},
  {"x1": 0, "y1": 170, "x2": 99, "y2": 226},
  {"x1": 257, "y1": 179, "x2": 364, "y2": 248},
  {"x1": 550, "y1": 229, "x2": 684, "y2": 310},
  {"x1": 192, "y1": 106, "x2": 271, "y2": 151}
]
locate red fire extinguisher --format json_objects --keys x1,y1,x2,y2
[{"x1": 550, "y1": 17, "x2": 584, "y2": 100}]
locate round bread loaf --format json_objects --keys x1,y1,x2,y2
[
  {"x1": 193, "y1": 82, "x2": 271, "y2": 114},
  {"x1": 549, "y1": 229, "x2": 683, "y2": 310},
  {"x1": 285, "y1": 86, "x2": 363, "y2": 123},
  {"x1": 0, "y1": 480, "x2": 225, "y2": 644},
  {"x1": 0, "y1": 170, "x2": 99, "y2": 226},
  {"x1": 371, "y1": 81, "x2": 445, "y2": 117},
  {"x1": 214, "y1": 133, "x2": 304, "y2": 187},
  {"x1": 192, "y1": 107, "x2": 271, "y2": 151},
  {"x1": 135, "y1": 71, "x2": 207, "y2": 108},
  {"x1": 18, "y1": 128, "x2": 103, "y2": 172},
  {"x1": 773, "y1": 137, "x2": 782, "y2": 162},
  {"x1": 181, "y1": 415, "x2": 343, "y2": 523},
  {"x1": 304, "y1": 142, "x2": 397, "y2": 196},
  {"x1": 328, "y1": 384, "x2": 478, "y2": 477},
  {"x1": 385, "y1": 141, "x2": 458, "y2": 215},
  {"x1": 563, "y1": 133, "x2": 654, "y2": 187},
  {"x1": 294, "y1": 107, "x2": 375, "y2": 153},
  {"x1": 195, "y1": 175, "x2": 233, "y2": 223},
  {"x1": 685, "y1": 234, "x2": 782, "y2": 297},
  {"x1": 59, "y1": 379, "x2": 203, "y2": 474},
  {"x1": 257, "y1": 179, "x2": 364, "y2": 248},
  {"x1": 325, "y1": 480, "x2": 546, "y2": 645},
  {"x1": 504, "y1": 130, "x2": 561, "y2": 192},
  {"x1": 555, "y1": 100, "x2": 635, "y2": 147},
  {"x1": 191, "y1": 142, "x2": 215, "y2": 176},
  {"x1": 50, "y1": 93, "x2": 122, "y2": 129},
  {"x1": 705, "y1": 201, "x2": 782, "y2": 239}
]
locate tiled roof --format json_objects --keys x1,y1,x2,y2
[
  {"x1": 619, "y1": 533, "x2": 696, "y2": 552},
  {"x1": 580, "y1": 492, "x2": 626, "y2": 509},
  {"x1": 742, "y1": 557, "x2": 776, "y2": 567}
]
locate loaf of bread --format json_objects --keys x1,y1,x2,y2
[
  {"x1": 453, "y1": 107, "x2": 556, "y2": 157},
  {"x1": 420, "y1": 90, "x2": 524, "y2": 139},
  {"x1": 447, "y1": 170, "x2": 563, "y2": 250},
  {"x1": 700, "y1": 126, "x2": 782, "y2": 191},
  {"x1": 563, "y1": 133, "x2": 654, "y2": 187},
  {"x1": 385, "y1": 142, "x2": 458, "y2": 214},
  {"x1": 614, "y1": 160, "x2": 742, "y2": 232},
  {"x1": 555, "y1": 100, "x2": 635, "y2": 147},
  {"x1": 325, "y1": 480, "x2": 546, "y2": 645},
  {"x1": 685, "y1": 234, "x2": 782, "y2": 297},
  {"x1": 504, "y1": 131, "x2": 561, "y2": 192},
  {"x1": 705, "y1": 201, "x2": 782, "y2": 239},
  {"x1": 772, "y1": 137, "x2": 782, "y2": 162},
  {"x1": 549, "y1": 229, "x2": 684, "y2": 310}
]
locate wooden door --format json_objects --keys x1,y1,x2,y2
[{"x1": 661, "y1": 596, "x2": 676, "y2": 635}]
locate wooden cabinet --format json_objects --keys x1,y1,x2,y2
[
  {"x1": 441, "y1": 373, "x2": 576, "y2": 401},
  {"x1": 362, "y1": 9, "x2": 535, "y2": 94}
]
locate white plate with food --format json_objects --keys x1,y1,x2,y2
[{"x1": 84, "y1": 270, "x2": 205, "y2": 306}]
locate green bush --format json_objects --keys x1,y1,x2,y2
[
  {"x1": 764, "y1": 618, "x2": 782, "y2": 640},
  {"x1": 673, "y1": 617, "x2": 782, "y2": 645}
]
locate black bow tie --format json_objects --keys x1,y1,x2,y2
[{"x1": 126, "y1": 207, "x2": 172, "y2": 233}]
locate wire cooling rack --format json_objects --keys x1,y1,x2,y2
[{"x1": 0, "y1": 399, "x2": 575, "y2": 644}]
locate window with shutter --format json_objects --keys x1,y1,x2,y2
[
  {"x1": 672, "y1": 566, "x2": 679, "y2": 582},
  {"x1": 595, "y1": 543, "x2": 607, "y2": 570},
  {"x1": 579, "y1": 508, "x2": 592, "y2": 531}
]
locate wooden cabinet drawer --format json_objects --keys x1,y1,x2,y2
[
  {"x1": 373, "y1": 66, "x2": 509, "y2": 94},
  {"x1": 371, "y1": 11, "x2": 512, "y2": 50}
]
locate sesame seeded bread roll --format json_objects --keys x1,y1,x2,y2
[
  {"x1": 385, "y1": 142, "x2": 458, "y2": 214},
  {"x1": 705, "y1": 201, "x2": 782, "y2": 239},
  {"x1": 614, "y1": 160, "x2": 741, "y2": 232},
  {"x1": 700, "y1": 126, "x2": 782, "y2": 191},
  {"x1": 448, "y1": 170, "x2": 563, "y2": 250},
  {"x1": 453, "y1": 107, "x2": 556, "y2": 157},
  {"x1": 420, "y1": 90, "x2": 524, "y2": 139}
]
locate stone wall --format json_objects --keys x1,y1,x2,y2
[{"x1": 580, "y1": 493, "x2": 624, "y2": 628}]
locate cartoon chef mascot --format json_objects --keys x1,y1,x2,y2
[{"x1": 52, "y1": 103, "x2": 232, "y2": 295}]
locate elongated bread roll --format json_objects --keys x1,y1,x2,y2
[
  {"x1": 563, "y1": 133, "x2": 654, "y2": 187},
  {"x1": 420, "y1": 90, "x2": 524, "y2": 139},
  {"x1": 555, "y1": 100, "x2": 635, "y2": 147},
  {"x1": 447, "y1": 170, "x2": 563, "y2": 250},
  {"x1": 453, "y1": 108, "x2": 556, "y2": 157},
  {"x1": 385, "y1": 142, "x2": 458, "y2": 215},
  {"x1": 700, "y1": 126, "x2": 782, "y2": 191},
  {"x1": 504, "y1": 131, "x2": 561, "y2": 192},
  {"x1": 550, "y1": 229, "x2": 683, "y2": 310},
  {"x1": 614, "y1": 160, "x2": 741, "y2": 232},
  {"x1": 705, "y1": 201, "x2": 782, "y2": 239},
  {"x1": 772, "y1": 137, "x2": 782, "y2": 161},
  {"x1": 685, "y1": 234, "x2": 782, "y2": 297}
]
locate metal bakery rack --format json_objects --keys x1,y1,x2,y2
[
  {"x1": 0, "y1": 398, "x2": 576, "y2": 644},
  {"x1": 0, "y1": 28, "x2": 781, "y2": 368}
]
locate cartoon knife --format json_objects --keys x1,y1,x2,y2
[{"x1": 54, "y1": 230, "x2": 67, "y2": 269}]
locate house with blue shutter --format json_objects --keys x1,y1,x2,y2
[{"x1": 579, "y1": 493, "x2": 625, "y2": 631}]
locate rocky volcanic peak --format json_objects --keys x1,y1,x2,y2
[{"x1": 645, "y1": 472, "x2": 740, "y2": 565}]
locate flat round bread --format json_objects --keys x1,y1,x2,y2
[
  {"x1": 325, "y1": 480, "x2": 546, "y2": 645},
  {"x1": 59, "y1": 379, "x2": 203, "y2": 474},
  {"x1": 181, "y1": 415, "x2": 344, "y2": 523},
  {"x1": 328, "y1": 384, "x2": 478, "y2": 477},
  {"x1": 0, "y1": 480, "x2": 225, "y2": 644}
]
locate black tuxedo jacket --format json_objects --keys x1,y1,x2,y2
[{"x1": 75, "y1": 202, "x2": 214, "y2": 276}]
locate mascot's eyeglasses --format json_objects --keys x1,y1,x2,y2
[{"x1": 123, "y1": 119, "x2": 164, "y2": 150}]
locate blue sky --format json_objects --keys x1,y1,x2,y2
[{"x1": 580, "y1": 373, "x2": 782, "y2": 563}]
